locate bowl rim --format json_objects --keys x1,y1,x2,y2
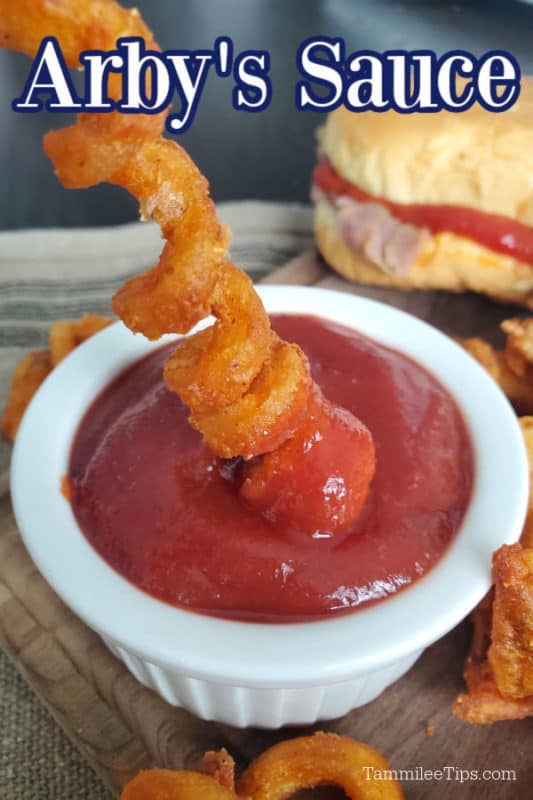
[{"x1": 11, "y1": 285, "x2": 529, "y2": 688}]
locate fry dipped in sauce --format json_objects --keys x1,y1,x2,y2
[{"x1": 1, "y1": 0, "x2": 376, "y2": 534}]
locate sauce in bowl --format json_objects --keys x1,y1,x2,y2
[{"x1": 69, "y1": 314, "x2": 473, "y2": 622}]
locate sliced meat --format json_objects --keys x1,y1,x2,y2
[{"x1": 314, "y1": 187, "x2": 430, "y2": 276}]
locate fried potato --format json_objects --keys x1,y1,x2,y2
[
  {"x1": 189, "y1": 334, "x2": 312, "y2": 459},
  {"x1": 2, "y1": 314, "x2": 113, "y2": 443},
  {"x1": 1, "y1": 0, "x2": 375, "y2": 532},
  {"x1": 454, "y1": 583, "x2": 533, "y2": 723},
  {"x1": 195, "y1": 749, "x2": 235, "y2": 793},
  {"x1": 454, "y1": 415, "x2": 533, "y2": 723},
  {"x1": 238, "y1": 732, "x2": 404, "y2": 799},
  {"x1": 122, "y1": 735, "x2": 404, "y2": 799},
  {"x1": 111, "y1": 139, "x2": 229, "y2": 338},
  {"x1": 459, "y1": 318, "x2": 533, "y2": 414},
  {"x1": 49, "y1": 314, "x2": 113, "y2": 366},
  {"x1": 121, "y1": 770, "x2": 236, "y2": 800},
  {"x1": 164, "y1": 264, "x2": 270, "y2": 412},
  {"x1": 489, "y1": 544, "x2": 533, "y2": 699},
  {"x1": 0, "y1": 350, "x2": 52, "y2": 442}
]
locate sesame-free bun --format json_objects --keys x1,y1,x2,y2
[
  {"x1": 314, "y1": 200, "x2": 533, "y2": 309},
  {"x1": 320, "y1": 78, "x2": 533, "y2": 225}
]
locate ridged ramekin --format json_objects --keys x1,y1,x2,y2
[{"x1": 11, "y1": 287, "x2": 528, "y2": 728}]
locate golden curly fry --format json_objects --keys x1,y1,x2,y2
[
  {"x1": 454, "y1": 585, "x2": 533, "y2": 723},
  {"x1": 458, "y1": 318, "x2": 533, "y2": 414},
  {"x1": 2, "y1": 0, "x2": 375, "y2": 530},
  {"x1": 0, "y1": 0, "x2": 155, "y2": 63},
  {"x1": 0, "y1": 0, "x2": 166, "y2": 187},
  {"x1": 1, "y1": 350, "x2": 52, "y2": 442},
  {"x1": 501, "y1": 318, "x2": 533, "y2": 377},
  {"x1": 238, "y1": 732, "x2": 404, "y2": 799},
  {"x1": 1, "y1": 0, "x2": 315, "y2": 460},
  {"x1": 195, "y1": 749, "x2": 235, "y2": 793},
  {"x1": 49, "y1": 313, "x2": 113, "y2": 366},
  {"x1": 120, "y1": 734, "x2": 403, "y2": 800},
  {"x1": 111, "y1": 139, "x2": 229, "y2": 338},
  {"x1": 185, "y1": 334, "x2": 312, "y2": 459},
  {"x1": 489, "y1": 544, "x2": 533, "y2": 699},
  {"x1": 1, "y1": 314, "x2": 113, "y2": 443},
  {"x1": 454, "y1": 417, "x2": 533, "y2": 723},
  {"x1": 121, "y1": 770, "x2": 237, "y2": 800},
  {"x1": 454, "y1": 654, "x2": 533, "y2": 723}
]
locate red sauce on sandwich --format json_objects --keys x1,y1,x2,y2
[{"x1": 314, "y1": 159, "x2": 533, "y2": 266}]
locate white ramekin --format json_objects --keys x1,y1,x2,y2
[{"x1": 11, "y1": 287, "x2": 529, "y2": 728}]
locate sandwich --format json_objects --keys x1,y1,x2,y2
[{"x1": 312, "y1": 78, "x2": 533, "y2": 307}]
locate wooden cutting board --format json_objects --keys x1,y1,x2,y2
[{"x1": 1, "y1": 253, "x2": 532, "y2": 799}]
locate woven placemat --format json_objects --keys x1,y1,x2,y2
[{"x1": 0, "y1": 649, "x2": 110, "y2": 799}]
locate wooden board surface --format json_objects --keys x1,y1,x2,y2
[{"x1": 1, "y1": 253, "x2": 532, "y2": 799}]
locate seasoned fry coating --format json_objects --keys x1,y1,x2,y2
[
  {"x1": 121, "y1": 770, "x2": 237, "y2": 800},
  {"x1": 1, "y1": 350, "x2": 52, "y2": 442},
  {"x1": 489, "y1": 544, "x2": 533, "y2": 699},
  {"x1": 121, "y1": 734, "x2": 404, "y2": 799},
  {"x1": 111, "y1": 140, "x2": 229, "y2": 338},
  {"x1": 501, "y1": 318, "x2": 533, "y2": 376},
  {"x1": 49, "y1": 314, "x2": 113, "y2": 366},
  {"x1": 186, "y1": 334, "x2": 312, "y2": 459},
  {"x1": 1, "y1": 0, "x2": 375, "y2": 530},
  {"x1": 454, "y1": 654, "x2": 533, "y2": 723},
  {"x1": 238, "y1": 732, "x2": 404, "y2": 799},
  {"x1": 459, "y1": 318, "x2": 533, "y2": 414},
  {"x1": 454, "y1": 416, "x2": 533, "y2": 723},
  {"x1": 454, "y1": 588, "x2": 533, "y2": 723},
  {"x1": 195, "y1": 749, "x2": 235, "y2": 793},
  {"x1": 0, "y1": 0, "x2": 165, "y2": 187},
  {"x1": 1, "y1": 314, "x2": 114, "y2": 443},
  {"x1": 0, "y1": 0, "x2": 156, "y2": 63},
  {"x1": 161, "y1": 263, "x2": 270, "y2": 411}
]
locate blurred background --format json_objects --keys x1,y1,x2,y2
[{"x1": 1, "y1": 0, "x2": 533, "y2": 230}]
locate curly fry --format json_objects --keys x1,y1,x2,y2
[
  {"x1": 195, "y1": 749, "x2": 235, "y2": 793},
  {"x1": 454, "y1": 417, "x2": 533, "y2": 723},
  {"x1": 238, "y1": 732, "x2": 403, "y2": 799},
  {"x1": 120, "y1": 735, "x2": 403, "y2": 800},
  {"x1": 3, "y1": 0, "x2": 311, "y2": 461},
  {"x1": 454, "y1": 582, "x2": 533, "y2": 723},
  {"x1": 1, "y1": 314, "x2": 113, "y2": 443},
  {"x1": 2, "y1": 0, "x2": 375, "y2": 530},
  {"x1": 489, "y1": 544, "x2": 533, "y2": 699},
  {"x1": 0, "y1": 0, "x2": 166, "y2": 188},
  {"x1": 459, "y1": 318, "x2": 533, "y2": 414},
  {"x1": 121, "y1": 770, "x2": 237, "y2": 800},
  {"x1": 49, "y1": 313, "x2": 113, "y2": 366},
  {"x1": 1, "y1": 350, "x2": 52, "y2": 442}
]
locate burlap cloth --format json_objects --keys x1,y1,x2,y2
[{"x1": 0, "y1": 202, "x2": 314, "y2": 800}]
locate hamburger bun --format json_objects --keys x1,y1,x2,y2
[{"x1": 314, "y1": 79, "x2": 533, "y2": 306}]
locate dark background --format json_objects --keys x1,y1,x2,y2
[{"x1": 1, "y1": 0, "x2": 533, "y2": 230}]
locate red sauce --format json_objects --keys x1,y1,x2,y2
[
  {"x1": 314, "y1": 159, "x2": 533, "y2": 266},
  {"x1": 69, "y1": 315, "x2": 473, "y2": 622}
]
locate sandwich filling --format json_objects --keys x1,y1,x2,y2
[{"x1": 313, "y1": 160, "x2": 533, "y2": 274}]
